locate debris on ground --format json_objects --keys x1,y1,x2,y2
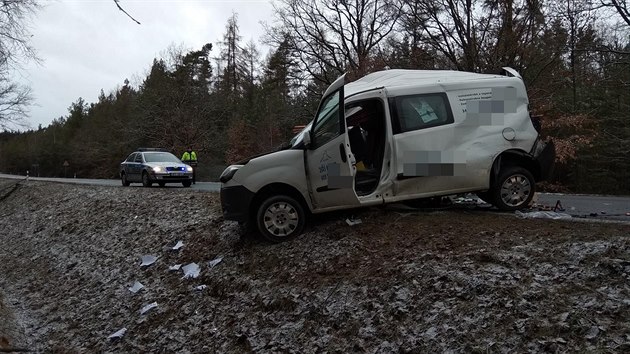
[
  {"x1": 107, "y1": 328, "x2": 127, "y2": 340},
  {"x1": 181, "y1": 263, "x2": 200, "y2": 279},
  {"x1": 345, "y1": 218, "x2": 362, "y2": 226},
  {"x1": 128, "y1": 281, "x2": 144, "y2": 294},
  {"x1": 515, "y1": 210, "x2": 572, "y2": 220},
  {"x1": 139, "y1": 302, "x2": 158, "y2": 315},
  {"x1": 208, "y1": 257, "x2": 223, "y2": 268},
  {"x1": 172, "y1": 241, "x2": 184, "y2": 250},
  {"x1": 0, "y1": 180, "x2": 628, "y2": 352},
  {"x1": 140, "y1": 255, "x2": 157, "y2": 267}
]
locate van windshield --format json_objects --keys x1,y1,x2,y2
[{"x1": 290, "y1": 121, "x2": 313, "y2": 147}]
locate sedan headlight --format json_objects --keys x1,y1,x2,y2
[
  {"x1": 152, "y1": 166, "x2": 162, "y2": 172},
  {"x1": 219, "y1": 165, "x2": 243, "y2": 183},
  {"x1": 187, "y1": 166, "x2": 193, "y2": 172}
]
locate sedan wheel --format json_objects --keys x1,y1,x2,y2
[
  {"x1": 142, "y1": 172, "x2": 152, "y2": 187},
  {"x1": 256, "y1": 195, "x2": 305, "y2": 242},
  {"x1": 121, "y1": 173, "x2": 130, "y2": 187}
]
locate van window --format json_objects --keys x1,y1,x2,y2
[
  {"x1": 392, "y1": 93, "x2": 453, "y2": 134},
  {"x1": 312, "y1": 91, "x2": 341, "y2": 149}
]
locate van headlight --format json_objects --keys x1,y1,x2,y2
[{"x1": 220, "y1": 165, "x2": 243, "y2": 183}]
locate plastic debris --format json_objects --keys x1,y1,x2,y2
[
  {"x1": 172, "y1": 240, "x2": 184, "y2": 250},
  {"x1": 195, "y1": 285, "x2": 207, "y2": 291},
  {"x1": 168, "y1": 264, "x2": 182, "y2": 271},
  {"x1": 140, "y1": 302, "x2": 158, "y2": 315},
  {"x1": 346, "y1": 218, "x2": 362, "y2": 226},
  {"x1": 107, "y1": 327, "x2": 127, "y2": 339},
  {"x1": 515, "y1": 210, "x2": 572, "y2": 220},
  {"x1": 128, "y1": 281, "x2": 144, "y2": 293},
  {"x1": 208, "y1": 257, "x2": 223, "y2": 268},
  {"x1": 182, "y1": 263, "x2": 200, "y2": 279},
  {"x1": 140, "y1": 255, "x2": 157, "y2": 267}
]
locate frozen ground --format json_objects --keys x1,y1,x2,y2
[{"x1": 0, "y1": 179, "x2": 629, "y2": 352}]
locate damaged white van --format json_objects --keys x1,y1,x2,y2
[{"x1": 220, "y1": 68, "x2": 555, "y2": 242}]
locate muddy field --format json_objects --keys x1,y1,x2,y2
[{"x1": 0, "y1": 179, "x2": 629, "y2": 353}]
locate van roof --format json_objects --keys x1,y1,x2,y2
[{"x1": 345, "y1": 69, "x2": 506, "y2": 96}]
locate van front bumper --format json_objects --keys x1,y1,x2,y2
[{"x1": 220, "y1": 185, "x2": 255, "y2": 223}]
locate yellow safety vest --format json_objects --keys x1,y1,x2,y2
[{"x1": 181, "y1": 151, "x2": 197, "y2": 162}]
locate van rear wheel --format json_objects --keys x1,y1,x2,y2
[
  {"x1": 256, "y1": 195, "x2": 305, "y2": 243},
  {"x1": 491, "y1": 166, "x2": 535, "y2": 211}
]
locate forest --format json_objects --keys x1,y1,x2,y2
[{"x1": 0, "y1": 0, "x2": 629, "y2": 193}]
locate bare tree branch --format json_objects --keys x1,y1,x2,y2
[{"x1": 113, "y1": 0, "x2": 141, "y2": 25}]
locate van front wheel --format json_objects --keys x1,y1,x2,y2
[
  {"x1": 256, "y1": 195, "x2": 305, "y2": 243},
  {"x1": 491, "y1": 167, "x2": 535, "y2": 211}
]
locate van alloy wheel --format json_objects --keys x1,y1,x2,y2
[
  {"x1": 491, "y1": 167, "x2": 535, "y2": 211},
  {"x1": 256, "y1": 195, "x2": 305, "y2": 242}
]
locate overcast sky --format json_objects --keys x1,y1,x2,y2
[{"x1": 16, "y1": 0, "x2": 275, "y2": 129}]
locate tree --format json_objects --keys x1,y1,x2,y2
[
  {"x1": 397, "y1": 0, "x2": 546, "y2": 72},
  {"x1": 0, "y1": 0, "x2": 39, "y2": 130},
  {"x1": 267, "y1": 0, "x2": 402, "y2": 83},
  {"x1": 604, "y1": 0, "x2": 630, "y2": 26}
]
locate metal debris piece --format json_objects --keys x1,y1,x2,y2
[
  {"x1": 128, "y1": 281, "x2": 144, "y2": 293},
  {"x1": 140, "y1": 255, "x2": 157, "y2": 267},
  {"x1": 140, "y1": 302, "x2": 158, "y2": 315},
  {"x1": 182, "y1": 263, "x2": 200, "y2": 279},
  {"x1": 107, "y1": 327, "x2": 127, "y2": 339}
]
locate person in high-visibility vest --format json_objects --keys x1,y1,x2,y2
[{"x1": 181, "y1": 146, "x2": 198, "y2": 184}]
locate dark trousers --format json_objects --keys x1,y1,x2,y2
[{"x1": 185, "y1": 162, "x2": 197, "y2": 183}]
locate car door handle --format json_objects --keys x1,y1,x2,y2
[{"x1": 339, "y1": 144, "x2": 347, "y2": 163}]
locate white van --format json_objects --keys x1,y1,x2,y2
[{"x1": 220, "y1": 68, "x2": 555, "y2": 242}]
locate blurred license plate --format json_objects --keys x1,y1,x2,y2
[{"x1": 170, "y1": 173, "x2": 184, "y2": 176}]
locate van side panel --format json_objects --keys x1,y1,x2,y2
[{"x1": 385, "y1": 78, "x2": 538, "y2": 200}]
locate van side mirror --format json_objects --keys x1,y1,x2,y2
[{"x1": 303, "y1": 130, "x2": 312, "y2": 149}]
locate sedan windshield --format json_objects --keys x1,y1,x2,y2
[{"x1": 143, "y1": 152, "x2": 181, "y2": 163}]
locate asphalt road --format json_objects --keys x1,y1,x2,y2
[
  {"x1": 0, "y1": 174, "x2": 221, "y2": 192},
  {"x1": 2, "y1": 173, "x2": 629, "y2": 221}
]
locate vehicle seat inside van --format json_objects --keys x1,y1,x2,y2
[{"x1": 346, "y1": 100, "x2": 385, "y2": 196}]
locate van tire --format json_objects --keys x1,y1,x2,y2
[
  {"x1": 491, "y1": 166, "x2": 535, "y2": 211},
  {"x1": 256, "y1": 195, "x2": 305, "y2": 243}
]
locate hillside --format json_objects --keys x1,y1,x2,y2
[{"x1": 0, "y1": 179, "x2": 629, "y2": 352}]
